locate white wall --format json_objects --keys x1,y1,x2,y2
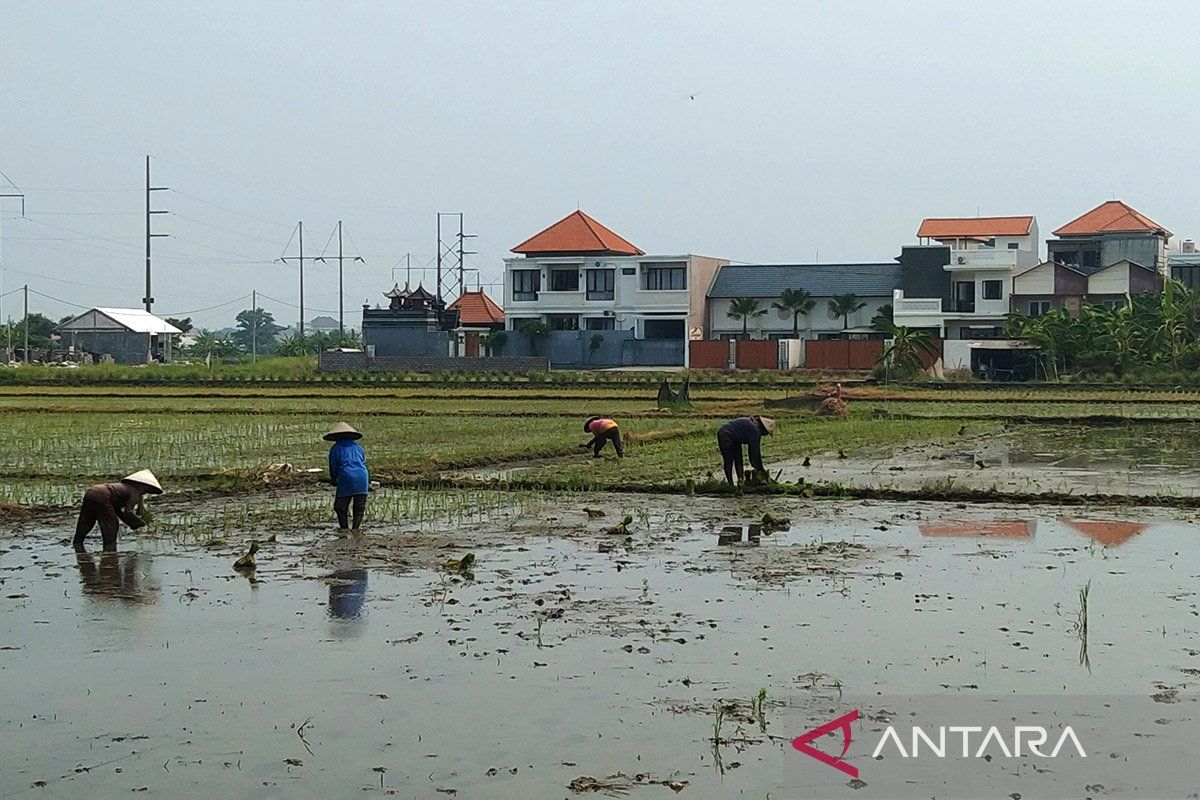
[
  {"x1": 1087, "y1": 264, "x2": 1130, "y2": 295},
  {"x1": 1012, "y1": 262, "x2": 1054, "y2": 295},
  {"x1": 504, "y1": 255, "x2": 701, "y2": 331}
]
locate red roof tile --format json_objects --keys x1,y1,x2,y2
[
  {"x1": 511, "y1": 210, "x2": 644, "y2": 256},
  {"x1": 1053, "y1": 200, "x2": 1171, "y2": 237},
  {"x1": 447, "y1": 290, "x2": 504, "y2": 326},
  {"x1": 917, "y1": 216, "x2": 1034, "y2": 240}
]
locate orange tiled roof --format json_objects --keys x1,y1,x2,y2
[
  {"x1": 447, "y1": 290, "x2": 504, "y2": 326},
  {"x1": 511, "y1": 210, "x2": 644, "y2": 256},
  {"x1": 917, "y1": 216, "x2": 1034, "y2": 240},
  {"x1": 1059, "y1": 517, "x2": 1147, "y2": 547},
  {"x1": 919, "y1": 519, "x2": 1032, "y2": 538},
  {"x1": 1053, "y1": 200, "x2": 1171, "y2": 237}
]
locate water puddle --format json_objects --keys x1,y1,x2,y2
[
  {"x1": 2, "y1": 495, "x2": 1198, "y2": 797},
  {"x1": 782, "y1": 421, "x2": 1200, "y2": 497}
]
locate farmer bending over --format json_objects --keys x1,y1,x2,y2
[
  {"x1": 325, "y1": 422, "x2": 369, "y2": 531},
  {"x1": 716, "y1": 416, "x2": 775, "y2": 486},
  {"x1": 582, "y1": 416, "x2": 623, "y2": 459},
  {"x1": 74, "y1": 470, "x2": 163, "y2": 552}
]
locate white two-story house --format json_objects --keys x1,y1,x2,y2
[
  {"x1": 893, "y1": 215, "x2": 1040, "y2": 341},
  {"x1": 503, "y1": 210, "x2": 726, "y2": 343}
]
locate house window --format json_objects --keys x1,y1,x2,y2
[
  {"x1": 954, "y1": 281, "x2": 975, "y2": 312},
  {"x1": 982, "y1": 280, "x2": 1003, "y2": 300},
  {"x1": 642, "y1": 264, "x2": 686, "y2": 290},
  {"x1": 549, "y1": 268, "x2": 579, "y2": 292},
  {"x1": 1029, "y1": 300, "x2": 1052, "y2": 317},
  {"x1": 621, "y1": 267, "x2": 636, "y2": 276},
  {"x1": 585, "y1": 269, "x2": 614, "y2": 300},
  {"x1": 585, "y1": 317, "x2": 615, "y2": 330},
  {"x1": 1007, "y1": 242, "x2": 1019, "y2": 250},
  {"x1": 512, "y1": 269, "x2": 540, "y2": 301},
  {"x1": 547, "y1": 314, "x2": 579, "y2": 331},
  {"x1": 1081, "y1": 251, "x2": 1100, "y2": 268}
]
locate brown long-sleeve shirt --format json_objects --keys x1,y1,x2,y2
[{"x1": 83, "y1": 482, "x2": 146, "y2": 529}]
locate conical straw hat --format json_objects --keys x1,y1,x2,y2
[
  {"x1": 323, "y1": 421, "x2": 363, "y2": 441},
  {"x1": 758, "y1": 416, "x2": 777, "y2": 436},
  {"x1": 122, "y1": 469, "x2": 164, "y2": 494}
]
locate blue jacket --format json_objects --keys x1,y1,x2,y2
[{"x1": 329, "y1": 440, "x2": 369, "y2": 497}]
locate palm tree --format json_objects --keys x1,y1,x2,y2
[
  {"x1": 772, "y1": 289, "x2": 815, "y2": 338},
  {"x1": 828, "y1": 294, "x2": 867, "y2": 331},
  {"x1": 727, "y1": 297, "x2": 767, "y2": 338},
  {"x1": 879, "y1": 326, "x2": 938, "y2": 379}
]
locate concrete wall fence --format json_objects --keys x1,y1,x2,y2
[
  {"x1": 318, "y1": 351, "x2": 548, "y2": 373},
  {"x1": 500, "y1": 329, "x2": 684, "y2": 368}
]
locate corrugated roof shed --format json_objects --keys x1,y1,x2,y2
[
  {"x1": 707, "y1": 263, "x2": 901, "y2": 298},
  {"x1": 60, "y1": 307, "x2": 183, "y2": 335}
]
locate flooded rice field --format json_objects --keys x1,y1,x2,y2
[
  {"x1": 3, "y1": 491, "x2": 1200, "y2": 798},
  {"x1": 781, "y1": 421, "x2": 1200, "y2": 498}
]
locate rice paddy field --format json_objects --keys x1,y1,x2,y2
[{"x1": 5, "y1": 375, "x2": 1200, "y2": 798}]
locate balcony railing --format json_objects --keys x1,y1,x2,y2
[{"x1": 893, "y1": 297, "x2": 942, "y2": 314}]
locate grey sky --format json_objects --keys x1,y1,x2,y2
[{"x1": 2, "y1": 1, "x2": 1197, "y2": 329}]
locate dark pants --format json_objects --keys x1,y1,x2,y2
[
  {"x1": 590, "y1": 427, "x2": 623, "y2": 458},
  {"x1": 74, "y1": 492, "x2": 120, "y2": 551},
  {"x1": 334, "y1": 494, "x2": 367, "y2": 530},
  {"x1": 718, "y1": 432, "x2": 744, "y2": 486}
]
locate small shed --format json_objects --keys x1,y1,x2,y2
[
  {"x1": 447, "y1": 290, "x2": 505, "y2": 356},
  {"x1": 58, "y1": 307, "x2": 183, "y2": 364}
]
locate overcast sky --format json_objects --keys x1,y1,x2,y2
[{"x1": 2, "y1": 1, "x2": 1197, "y2": 329}]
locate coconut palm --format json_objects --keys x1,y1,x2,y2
[
  {"x1": 828, "y1": 294, "x2": 867, "y2": 330},
  {"x1": 772, "y1": 289, "x2": 815, "y2": 338},
  {"x1": 727, "y1": 297, "x2": 767, "y2": 338}
]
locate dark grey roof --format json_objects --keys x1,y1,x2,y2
[{"x1": 707, "y1": 263, "x2": 901, "y2": 298}]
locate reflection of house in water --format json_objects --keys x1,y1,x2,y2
[
  {"x1": 1060, "y1": 518, "x2": 1147, "y2": 547},
  {"x1": 75, "y1": 551, "x2": 159, "y2": 604},
  {"x1": 919, "y1": 519, "x2": 1033, "y2": 539},
  {"x1": 718, "y1": 524, "x2": 762, "y2": 546}
]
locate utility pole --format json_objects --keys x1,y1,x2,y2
[
  {"x1": 337, "y1": 221, "x2": 343, "y2": 334},
  {"x1": 436, "y1": 212, "x2": 466, "y2": 304},
  {"x1": 0, "y1": 190, "x2": 26, "y2": 361},
  {"x1": 251, "y1": 289, "x2": 258, "y2": 362},
  {"x1": 456, "y1": 213, "x2": 477, "y2": 298},
  {"x1": 144, "y1": 156, "x2": 169, "y2": 313},
  {"x1": 278, "y1": 222, "x2": 316, "y2": 336},
  {"x1": 22, "y1": 283, "x2": 28, "y2": 364},
  {"x1": 314, "y1": 220, "x2": 364, "y2": 336}
]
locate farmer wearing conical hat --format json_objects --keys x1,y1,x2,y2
[
  {"x1": 582, "y1": 416, "x2": 624, "y2": 459},
  {"x1": 716, "y1": 416, "x2": 776, "y2": 486},
  {"x1": 73, "y1": 470, "x2": 164, "y2": 551},
  {"x1": 325, "y1": 422, "x2": 369, "y2": 531}
]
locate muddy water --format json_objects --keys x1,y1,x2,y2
[
  {"x1": 2, "y1": 496, "x2": 1199, "y2": 798},
  {"x1": 784, "y1": 422, "x2": 1200, "y2": 497}
]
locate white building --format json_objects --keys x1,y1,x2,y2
[
  {"x1": 895, "y1": 215, "x2": 1040, "y2": 343},
  {"x1": 503, "y1": 210, "x2": 726, "y2": 342}
]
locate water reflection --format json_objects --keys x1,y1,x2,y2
[
  {"x1": 919, "y1": 520, "x2": 1034, "y2": 539},
  {"x1": 327, "y1": 569, "x2": 368, "y2": 621},
  {"x1": 718, "y1": 524, "x2": 762, "y2": 547},
  {"x1": 1060, "y1": 517, "x2": 1147, "y2": 547},
  {"x1": 75, "y1": 551, "x2": 159, "y2": 605}
]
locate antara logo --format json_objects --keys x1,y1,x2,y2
[
  {"x1": 793, "y1": 710, "x2": 1088, "y2": 778},
  {"x1": 791, "y1": 709, "x2": 860, "y2": 778}
]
